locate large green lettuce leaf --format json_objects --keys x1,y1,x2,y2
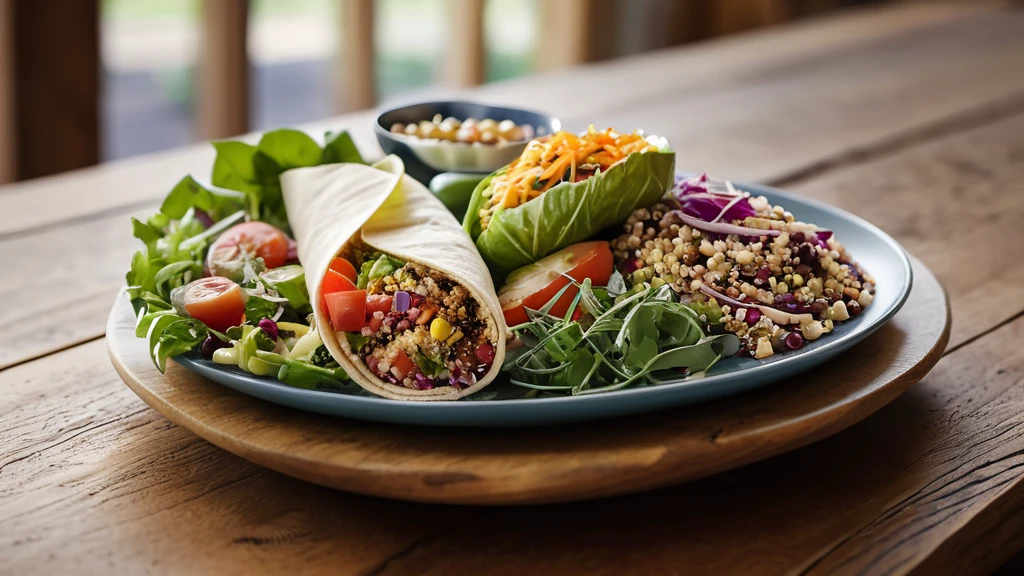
[{"x1": 463, "y1": 150, "x2": 675, "y2": 274}]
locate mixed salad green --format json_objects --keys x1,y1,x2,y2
[
  {"x1": 504, "y1": 273, "x2": 737, "y2": 395},
  {"x1": 126, "y1": 128, "x2": 363, "y2": 388}
]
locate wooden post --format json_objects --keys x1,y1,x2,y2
[
  {"x1": 8, "y1": 0, "x2": 100, "y2": 180},
  {"x1": 446, "y1": 0, "x2": 485, "y2": 87},
  {"x1": 536, "y1": 0, "x2": 619, "y2": 72},
  {"x1": 336, "y1": 0, "x2": 375, "y2": 112},
  {"x1": 711, "y1": 0, "x2": 790, "y2": 36},
  {"x1": 0, "y1": 0, "x2": 14, "y2": 183},
  {"x1": 197, "y1": 0, "x2": 250, "y2": 140}
]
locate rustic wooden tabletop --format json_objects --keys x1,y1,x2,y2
[{"x1": 3, "y1": 2, "x2": 1024, "y2": 574}]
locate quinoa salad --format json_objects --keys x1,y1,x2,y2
[
  {"x1": 330, "y1": 249, "x2": 498, "y2": 391},
  {"x1": 611, "y1": 173, "x2": 875, "y2": 360}
]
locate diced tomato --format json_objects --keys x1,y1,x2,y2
[
  {"x1": 207, "y1": 222, "x2": 290, "y2": 278},
  {"x1": 325, "y1": 289, "x2": 367, "y2": 332},
  {"x1": 366, "y1": 294, "x2": 394, "y2": 316},
  {"x1": 329, "y1": 257, "x2": 358, "y2": 283},
  {"x1": 391, "y1": 350, "x2": 416, "y2": 380},
  {"x1": 368, "y1": 312, "x2": 384, "y2": 333},
  {"x1": 180, "y1": 276, "x2": 246, "y2": 332},
  {"x1": 498, "y1": 241, "x2": 614, "y2": 327},
  {"x1": 321, "y1": 269, "x2": 358, "y2": 315}
]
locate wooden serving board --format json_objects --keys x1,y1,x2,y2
[{"x1": 106, "y1": 256, "x2": 948, "y2": 505}]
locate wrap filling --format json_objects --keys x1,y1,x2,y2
[{"x1": 324, "y1": 247, "x2": 498, "y2": 391}]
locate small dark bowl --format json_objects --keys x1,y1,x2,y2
[{"x1": 375, "y1": 101, "x2": 561, "y2": 184}]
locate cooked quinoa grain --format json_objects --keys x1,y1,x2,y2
[{"x1": 612, "y1": 175, "x2": 875, "y2": 358}]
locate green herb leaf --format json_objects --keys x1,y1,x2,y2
[
  {"x1": 322, "y1": 130, "x2": 364, "y2": 164},
  {"x1": 245, "y1": 295, "x2": 281, "y2": 323}
]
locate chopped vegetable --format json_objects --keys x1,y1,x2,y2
[
  {"x1": 498, "y1": 241, "x2": 613, "y2": 327},
  {"x1": 207, "y1": 221, "x2": 290, "y2": 281},
  {"x1": 329, "y1": 257, "x2": 358, "y2": 283},
  {"x1": 174, "y1": 276, "x2": 245, "y2": 332},
  {"x1": 326, "y1": 289, "x2": 367, "y2": 332},
  {"x1": 260, "y1": 264, "x2": 310, "y2": 313}
]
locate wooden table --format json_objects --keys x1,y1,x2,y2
[{"x1": 3, "y1": 3, "x2": 1023, "y2": 574}]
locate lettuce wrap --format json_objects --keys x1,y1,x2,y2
[
  {"x1": 463, "y1": 130, "x2": 675, "y2": 274},
  {"x1": 282, "y1": 156, "x2": 507, "y2": 401}
]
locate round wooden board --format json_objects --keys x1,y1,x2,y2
[{"x1": 107, "y1": 256, "x2": 949, "y2": 505}]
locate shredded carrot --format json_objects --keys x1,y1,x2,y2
[{"x1": 478, "y1": 126, "x2": 658, "y2": 231}]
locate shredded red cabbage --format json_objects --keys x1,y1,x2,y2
[{"x1": 674, "y1": 173, "x2": 757, "y2": 223}]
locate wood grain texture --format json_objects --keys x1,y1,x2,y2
[
  {"x1": 363, "y1": 313, "x2": 1024, "y2": 576},
  {"x1": 197, "y1": 0, "x2": 251, "y2": 140},
  {"x1": 103, "y1": 256, "x2": 948, "y2": 505},
  {"x1": 0, "y1": 339, "x2": 450, "y2": 575}
]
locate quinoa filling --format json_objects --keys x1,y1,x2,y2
[
  {"x1": 345, "y1": 260, "x2": 496, "y2": 390},
  {"x1": 611, "y1": 175, "x2": 875, "y2": 359}
]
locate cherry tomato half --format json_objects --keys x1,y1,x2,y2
[
  {"x1": 498, "y1": 241, "x2": 614, "y2": 327},
  {"x1": 207, "y1": 222, "x2": 290, "y2": 280},
  {"x1": 180, "y1": 276, "x2": 246, "y2": 332},
  {"x1": 325, "y1": 289, "x2": 367, "y2": 332}
]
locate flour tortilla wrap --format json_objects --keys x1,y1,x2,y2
[{"x1": 281, "y1": 156, "x2": 507, "y2": 401}]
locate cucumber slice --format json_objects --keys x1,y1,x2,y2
[{"x1": 260, "y1": 264, "x2": 310, "y2": 312}]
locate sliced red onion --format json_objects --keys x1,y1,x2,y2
[
  {"x1": 394, "y1": 291, "x2": 411, "y2": 312},
  {"x1": 698, "y1": 284, "x2": 811, "y2": 326},
  {"x1": 414, "y1": 373, "x2": 435, "y2": 390},
  {"x1": 673, "y1": 211, "x2": 781, "y2": 238}
]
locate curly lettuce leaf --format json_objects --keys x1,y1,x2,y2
[{"x1": 464, "y1": 150, "x2": 675, "y2": 274}]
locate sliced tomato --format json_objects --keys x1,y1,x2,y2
[
  {"x1": 391, "y1": 350, "x2": 416, "y2": 380},
  {"x1": 320, "y1": 269, "x2": 358, "y2": 315},
  {"x1": 498, "y1": 241, "x2": 614, "y2": 327},
  {"x1": 325, "y1": 289, "x2": 367, "y2": 332},
  {"x1": 329, "y1": 257, "x2": 358, "y2": 283},
  {"x1": 180, "y1": 276, "x2": 246, "y2": 332},
  {"x1": 366, "y1": 294, "x2": 394, "y2": 316},
  {"x1": 207, "y1": 222, "x2": 290, "y2": 279}
]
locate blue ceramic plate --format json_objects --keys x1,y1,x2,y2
[{"x1": 176, "y1": 181, "x2": 912, "y2": 427}]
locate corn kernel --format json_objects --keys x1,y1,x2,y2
[
  {"x1": 446, "y1": 330, "x2": 464, "y2": 345},
  {"x1": 430, "y1": 318, "x2": 453, "y2": 341}
]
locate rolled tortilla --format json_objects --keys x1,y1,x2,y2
[{"x1": 281, "y1": 155, "x2": 507, "y2": 401}]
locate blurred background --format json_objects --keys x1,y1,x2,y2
[{"x1": 0, "y1": 0, "x2": 879, "y2": 183}]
